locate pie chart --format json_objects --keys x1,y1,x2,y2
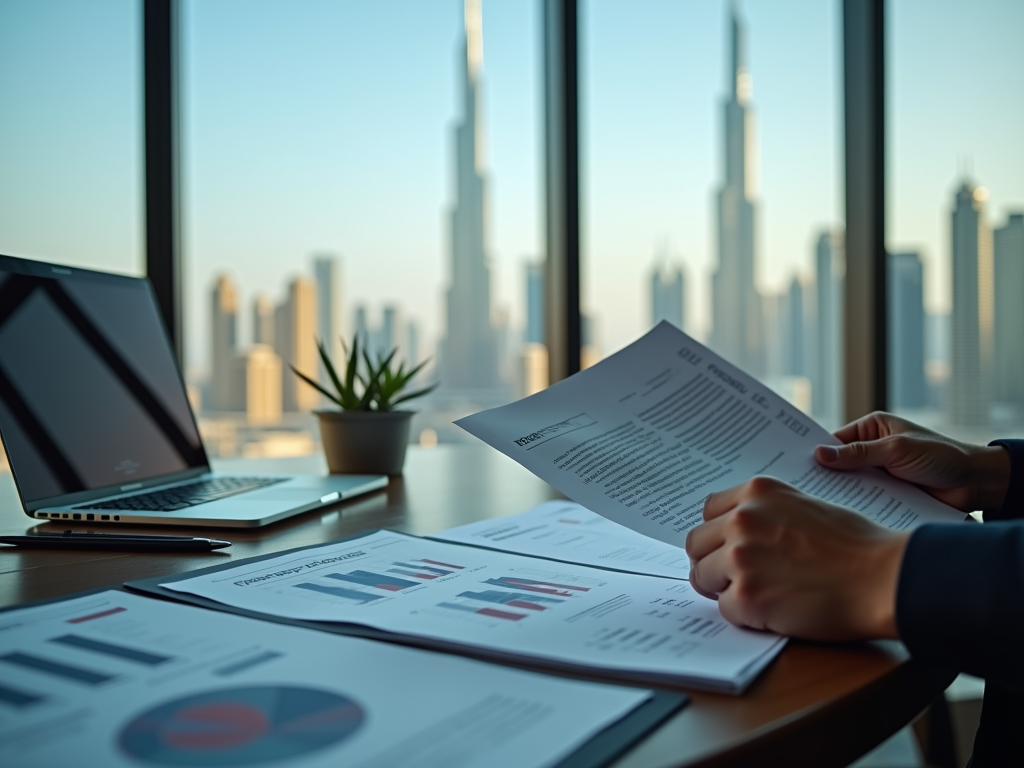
[{"x1": 119, "y1": 685, "x2": 365, "y2": 766}]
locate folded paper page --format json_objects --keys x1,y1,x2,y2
[{"x1": 456, "y1": 322, "x2": 963, "y2": 548}]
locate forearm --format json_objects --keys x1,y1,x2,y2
[{"x1": 896, "y1": 521, "x2": 1024, "y2": 694}]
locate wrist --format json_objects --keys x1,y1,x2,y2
[
  {"x1": 857, "y1": 531, "x2": 910, "y2": 640},
  {"x1": 971, "y1": 445, "x2": 1011, "y2": 511}
]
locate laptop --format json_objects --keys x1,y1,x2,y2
[{"x1": 0, "y1": 254, "x2": 388, "y2": 528}]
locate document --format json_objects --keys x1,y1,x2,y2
[
  {"x1": 162, "y1": 531, "x2": 785, "y2": 693},
  {"x1": 456, "y1": 322, "x2": 964, "y2": 548},
  {"x1": 434, "y1": 500, "x2": 691, "y2": 579},
  {"x1": 0, "y1": 590, "x2": 653, "y2": 768}
]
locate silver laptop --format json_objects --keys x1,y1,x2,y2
[{"x1": 0, "y1": 255, "x2": 387, "y2": 528}]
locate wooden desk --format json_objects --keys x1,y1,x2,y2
[{"x1": 0, "y1": 445, "x2": 953, "y2": 767}]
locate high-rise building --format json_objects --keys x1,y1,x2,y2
[
  {"x1": 381, "y1": 305, "x2": 401, "y2": 359},
  {"x1": 813, "y1": 232, "x2": 844, "y2": 428},
  {"x1": 275, "y1": 276, "x2": 319, "y2": 412},
  {"x1": 711, "y1": 8, "x2": 763, "y2": 376},
  {"x1": 439, "y1": 0, "x2": 501, "y2": 392},
  {"x1": 313, "y1": 254, "x2": 342, "y2": 369},
  {"x1": 888, "y1": 251, "x2": 927, "y2": 410},
  {"x1": 229, "y1": 344, "x2": 283, "y2": 426},
  {"x1": 650, "y1": 261, "x2": 685, "y2": 331},
  {"x1": 949, "y1": 181, "x2": 993, "y2": 426},
  {"x1": 210, "y1": 274, "x2": 239, "y2": 412},
  {"x1": 780, "y1": 276, "x2": 806, "y2": 378},
  {"x1": 525, "y1": 259, "x2": 544, "y2": 345},
  {"x1": 994, "y1": 213, "x2": 1024, "y2": 405},
  {"x1": 252, "y1": 294, "x2": 274, "y2": 347}
]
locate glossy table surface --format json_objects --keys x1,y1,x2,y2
[{"x1": 0, "y1": 445, "x2": 953, "y2": 767}]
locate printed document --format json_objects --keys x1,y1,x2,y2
[
  {"x1": 456, "y1": 322, "x2": 964, "y2": 548},
  {"x1": 163, "y1": 531, "x2": 785, "y2": 692},
  {"x1": 0, "y1": 590, "x2": 651, "y2": 768},
  {"x1": 435, "y1": 500, "x2": 690, "y2": 579}
]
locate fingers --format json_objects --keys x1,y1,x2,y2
[
  {"x1": 685, "y1": 514, "x2": 726, "y2": 561},
  {"x1": 688, "y1": 545, "x2": 731, "y2": 599},
  {"x1": 832, "y1": 411, "x2": 888, "y2": 445},
  {"x1": 815, "y1": 436, "x2": 901, "y2": 471},
  {"x1": 702, "y1": 485, "x2": 744, "y2": 521}
]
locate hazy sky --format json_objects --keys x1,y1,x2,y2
[{"x1": 1, "y1": 0, "x2": 1021, "y2": 373}]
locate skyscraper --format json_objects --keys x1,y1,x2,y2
[
  {"x1": 252, "y1": 294, "x2": 274, "y2": 347},
  {"x1": 649, "y1": 261, "x2": 685, "y2": 331},
  {"x1": 711, "y1": 8, "x2": 763, "y2": 376},
  {"x1": 888, "y1": 251, "x2": 927, "y2": 410},
  {"x1": 524, "y1": 259, "x2": 544, "y2": 345},
  {"x1": 275, "y1": 276, "x2": 319, "y2": 412},
  {"x1": 439, "y1": 0, "x2": 501, "y2": 392},
  {"x1": 229, "y1": 344, "x2": 283, "y2": 426},
  {"x1": 994, "y1": 213, "x2": 1024, "y2": 406},
  {"x1": 813, "y1": 232, "x2": 844, "y2": 427},
  {"x1": 313, "y1": 254, "x2": 342, "y2": 371},
  {"x1": 210, "y1": 274, "x2": 239, "y2": 412},
  {"x1": 949, "y1": 181, "x2": 993, "y2": 426},
  {"x1": 780, "y1": 275, "x2": 806, "y2": 378}
]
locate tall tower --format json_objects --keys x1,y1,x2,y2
[
  {"x1": 949, "y1": 181, "x2": 993, "y2": 426},
  {"x1": 813, "y1": 232, "x2": 844, "y2": 428},
  {"x1": 650, "y1": 260, "x2": 685, "y2": 330},
  {"x1": 994, "y1": 213, "x2": 1024, "y2": 406},
  {"x1": 888, "y1": 251, "x2": 927, "y2": 409},
  {"x1": 524, "y1": 260, "x2": 544, "y2": 345},
  {"x1": 313, "y1": 254, "x2": 342, "y2": 372},
  {"x1": 439, "y1": 0, "x2": 501, "y2": 391},
  {"x1": 781, "y1": 275, "x2": 806, "y2": 377},
  {"x1": 275, "y1": 277, "x2": 319, "y2": 412},
  {"x1": 711, "y1": 8, "x2": 763, "y2": 375},
  {"x1": 210, "y1": 274, "x2": 239, "y2": 412}
]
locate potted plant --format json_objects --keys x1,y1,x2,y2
[{"x1": 291, "y1": 336, "x2": 437, "y2": 475}]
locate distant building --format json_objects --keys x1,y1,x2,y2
[
  {"x1": 438, "y1": 0, "x2": 502, "y2": 392},
  {"x1": 711, "y1": 8, "x2": 764, "y2": 376},
  {"x1": 210, "y1": 274, "x2": 239, "y2": 412},
  {"x1": 380, "y1": 305, "x2": 401, "y2": 358},
  {"x1": 994, "y1": 213, "x2": 1024, "y2": 405},
  {"x1": 252, "y1": 294, "x2": 274, "y2": 347},
  {"x1": 229, "y1": 344, "x2": 283, "y2": 426},
  {"x1": 650, "y1": 260, "x2": 685, "y2": 331},
  {"x1": 780, "y1": 275, "x2": 806, "y2": 378},
  {"x1": 313, "y1": 254, "x2": 342, "y2": 372},
  {"x1": 275, "y1": 277, "x2": 318, "y2": 412},
  {"x1": 813, "y1": 231, "x2": 844, "y2": 428},
  {"x1": 888, "y1": 251, "x2": 927, "y2": 409},
  {"x1": 525, "y1": 259, "x2": 544, "y2": 345},
  {"x1": 949, "y1": 181, "x2": 993, "y2": 426}
]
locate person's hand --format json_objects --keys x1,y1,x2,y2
[
  {"x1": 685, "y1": 477, "x2": 909, "y2": 641},
  {"x1": 814, "y1": 411, "x2": 1010, "y2": 512}
]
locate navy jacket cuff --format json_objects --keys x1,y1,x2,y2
[{"x1": 987, "y1": 439, "x2": 1024, "y2": 521}]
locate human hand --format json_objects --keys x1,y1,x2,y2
[
  {"x1": 685, "y1": 477, "x2": 909, "y2": 641},
  {"x1": 814, "y1": 411, "x2": 1010, "y2": 512}
]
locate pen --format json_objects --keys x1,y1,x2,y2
[{"x1": 0, "y1": 530, "x2": 231, "y2": 552}]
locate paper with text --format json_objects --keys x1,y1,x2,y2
[
  {"x1": 456, "y1": 322, "x2": 963, "y2": 547},
  {"x1": 163, "y1": 531, "x2": 785, "y2": 692},
  {"x1": 435, "y1": 500, "x2": 690, "y2": 579},
  {"x1": 0, "y1": 590, "x2": 652, "y2": 768}
]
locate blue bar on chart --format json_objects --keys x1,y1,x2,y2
[
  {"x1": 0, "y1": 682, "x2": 46, "y2": 708},
  {"x1": 294, "y1": 582, "x2": 384, "y2": 603},
  {"x1": 393, "y1": 561, "x2": 458, "y2": 577},
  {"x1": 458, "y1": 590, "x2": 563, "y2": 611},
  {"x1": 327, "y1": 571, "x2": 419, "y2": 592},
  {"x1": 437, "y1": 602, "x2": 527, "y2": 622},
  {"x1": 214, "y1": 651, "x2": 284, "y2": 677},
  {"x1": 49, "y1": 635, "x2": 173, "y2": 666},
  {"x1": 482, "y1": 576, "x2": 591, "y2": 597},
  {"x1": 0, "y1": 652, "x2": 115, "y2": 685}
]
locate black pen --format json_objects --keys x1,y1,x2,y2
[{"x1": 0, "y1": 530, "x2": 231, "y2": 552}]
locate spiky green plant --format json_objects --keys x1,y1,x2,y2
[{"x1": 291, "y1": 335, "x2": 438, "y2": 412}]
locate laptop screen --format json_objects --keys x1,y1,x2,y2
[{"x1": 0, "y1": 257, "x2": 208, "y2": 505}]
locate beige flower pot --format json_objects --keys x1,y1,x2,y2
[{"x1": 315, "y1": 410, "x2": 414, "y2": 476}]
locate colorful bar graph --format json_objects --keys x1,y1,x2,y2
[
  {"x1": 387, "y1": 568, "x2": 439, "y2": 580},
  {"x1": 421, "y1": 558, "x2": 464, "y2": 570},
  {"x1": 394, "y1": 562, "x2": 453, "y2": 576},
  {"x1": 437, "y1": 602, "x2": 527, "y2": 622},
  {"x1": 458, "y1": 590, "x2": 563, "y2": 611},
  {"x1": 294, "y1": 582, "x2": 384, "y2": 603},
  {"x1": 50, "y1": 635, "x2": 173, "y2": 666},
  {"x1": 327, "y1": 571, "x2": 419, "y2": 592},
  {"x1": 482, "y1": 576, "x2": 590, "y2": 597},
  {"x1": 0, "y1": 652, "x2": 114, "y2": 685}
]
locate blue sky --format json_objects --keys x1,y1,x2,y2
[{"x1": 1, "y1": 0, "x2": 1021, "y2": 372}]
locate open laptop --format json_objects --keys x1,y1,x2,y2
[{"x1": 0, "y1": 254, "x2": 388, "y2": 527}]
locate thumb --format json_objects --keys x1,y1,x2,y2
[{"x1": 815, "y1": 440, "x2": 895, "y2": 470}]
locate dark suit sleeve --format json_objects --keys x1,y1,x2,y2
[{"x1": 895, "y1": 438, "x2": 1024, "y2": 695}]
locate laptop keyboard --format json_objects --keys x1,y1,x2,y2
[{"x1": 74, "y1": 476, "x2": 287, "y2": 512}]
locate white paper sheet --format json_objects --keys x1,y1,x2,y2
[
  {"x1": 456, "y1": 322, "x2": 964, "y2": 548},
  {"x1": 434, "y1": 500, "x2": 690, "y2": 579},
  {"x1": 0, "y1": 590, "x2": 652, "y2": 768},
  {"x1": 163, "y1": 531, "x2": 785, "y2": 692}
]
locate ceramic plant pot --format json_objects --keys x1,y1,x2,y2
[{"x1": 315, "y1": 410, "x2": 414, "y2": 476}]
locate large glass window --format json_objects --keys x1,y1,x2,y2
[
  {"x1": 887, "y1": 0, "x2": 1024, "y2": 441},
  {"x1": 582, "y1": 0, "x2": 844, "y2": 428},
  {"x1": 182, "y1": 0, "x2": 541, "y2": 457}
]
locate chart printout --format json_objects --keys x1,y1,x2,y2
[
  {"x1": 435, "y1": 500, "x2": 691, "y2": 579},
  {"x1": 0, "y1": 590, "x2": 652, "y2": 768},
  {"x1": 456, "y1": 322, "x2": 964, "y2": 548},
  {"x1": 163, "y1": 531, "x2": 785, "y2": 692}
]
